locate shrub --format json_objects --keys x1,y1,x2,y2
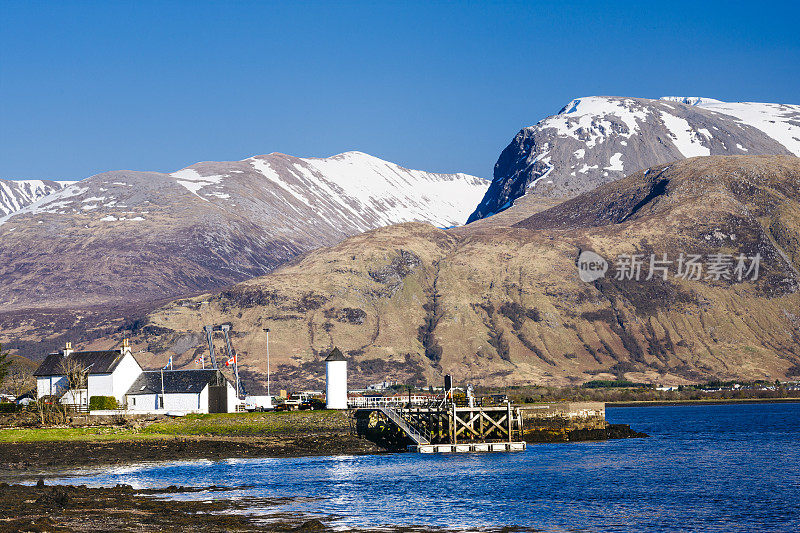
[
  {"x1": 0, "y1": 403, "x2": 18, "y2": 413},
  {"x1": 89, "y1": 396, "x2": 119, "y2": 410}
]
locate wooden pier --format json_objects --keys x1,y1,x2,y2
[{"x1": 356, "y1": 401, "x2": 527, "y2": 453}]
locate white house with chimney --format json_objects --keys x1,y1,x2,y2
[{"x1": 33, "y1": 339, "x2": 143, "y2": 408}]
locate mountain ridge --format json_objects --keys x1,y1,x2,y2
[{"x1": 0, "y1": 150, "x2": 487, "y2": 309}]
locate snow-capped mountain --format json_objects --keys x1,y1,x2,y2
[
  {"x1": 0, "y1": 178, "x2": 71, "y2": 217},
  {"x1": 468, "y1": 96, "x2": 800, "y2": 222},
  {"x1": 0, "y1": 151, "x2": 487, "y2": 308},
  {"x1": 172, "y1": 151, "x2": 488, "y2": 231}
]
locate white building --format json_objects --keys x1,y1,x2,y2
[
  {"x1": 366, "y1": 379, "x2": 398, "y2": 391},
  {"x1": 325, "y1": 348, "x2": 348, "y2": 409},
  {"x1": 33, "y1": 340, "x2": 142, "y2": 408},
  {"x1": 125, "y1": 369, "x2": 238, "y2": 414}
]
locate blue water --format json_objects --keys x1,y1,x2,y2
[{"x1": 49, "y1": 404, "x2": 800, "y2": 532}]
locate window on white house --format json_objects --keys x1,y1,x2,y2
[
  {"x1": 131, "y1": 397, "x2": 136, "y2": 406},
  {"x1": 159, "y1": 396, "x2": 164, "y2": 408}
]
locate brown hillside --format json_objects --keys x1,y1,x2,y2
[{"x1": 13, "y1": 156, "x2": 800, "y2": 389}]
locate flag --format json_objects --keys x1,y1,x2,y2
[
  {"x1": 225, "y1": 354, "x2": 236, "y2": 367},
  {"x1": 196, "y1": 354, "x2": 204, "y2": 368},
  {"x1": 163, "y1": 356, "x2": 172, "y2": 370}
]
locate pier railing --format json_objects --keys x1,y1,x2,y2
[{"x1": 348, "y1": 395, "x2": 437, "y2": 408}]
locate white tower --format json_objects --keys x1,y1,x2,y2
[{"x1": 325, "y1": 348, "x2": 348, "y2": 409}]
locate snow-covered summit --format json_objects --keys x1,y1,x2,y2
[
  {"x1": 162, "y1": 150, "x2": 488, "y2": 230},
  {"x1": 468, "y1": 95, "x2": 799, "y2": 223}
]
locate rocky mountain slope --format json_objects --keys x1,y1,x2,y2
[
  {"x1": 72, "y1": 155, "x2": 800, "y2": 389},
  {"x1": 468, "y1": 96, "x2": 800, "y2": 222},
  {"x1": 0, "y1": 178, "x2": 69, "y2": 217},
  {"x1": 0, "y1": 151, "x2": 487, "y2": 309}
]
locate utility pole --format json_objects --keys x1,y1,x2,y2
[{"x1": 263, "y1": 328, "x2": 270, "y2": 397}]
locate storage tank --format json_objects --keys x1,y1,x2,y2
[{"x1": 325, "y1": 348, "x2": 348, "y2": 409}]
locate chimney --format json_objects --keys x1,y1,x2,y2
[
  {"x1": 122, "y1": 338, "x2": 131, "y2": 354},
  {"x1": 63, "y1": 342, "x2": 73, "y2": 357}
]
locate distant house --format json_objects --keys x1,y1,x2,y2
[
  {"x1": 125, "y1": 369, "x2": 237, "y2": 414},
  {"x1": 366, "y1": 380, "x2": 399, "y2": 391},
  {"x1": 33, "y1": 340, "x2": 142, "y2": 408}
]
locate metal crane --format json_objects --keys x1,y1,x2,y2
[{"x1": 203, "y1": 323, "x2": 246, "y2": 399}]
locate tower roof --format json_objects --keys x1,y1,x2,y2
[{"x1": 324, "y1": 347, "x2": 347, "y2": 362}]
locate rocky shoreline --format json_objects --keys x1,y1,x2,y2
[
  {"x1": 524, "y1": 423, "x2": 648, "y2": 443},
  {"x1": 1, "y1": 481, "x2": 496, "y2": 532},
  {"x1": 0, "y1": 432, "x2": 384, "y2": 476}
]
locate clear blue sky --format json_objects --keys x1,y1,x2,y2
[{"x1": 2, "y1": 0, "x2": 798, "y2": 181}]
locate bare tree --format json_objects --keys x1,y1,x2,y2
[
  {"x1": 58, "y1": 357, "x2": 88, "y2": 419},
  {"x1": 3, "y1": 369, "x2": 34, "y2": 398}
]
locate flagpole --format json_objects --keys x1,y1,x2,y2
[
  {"x1": 234, "y1": 352, "x2": 240, "y2": 401},
  {"x1": 160, "y1": 367, "x2": 164, "y2": 410}
]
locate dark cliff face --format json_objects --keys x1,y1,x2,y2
[
  {"x1": 467, "y1": 96, "x2": 798, "y2": 224},
  {"x1": 467, "y1": 129, "x2": 545, "y2": 223}
]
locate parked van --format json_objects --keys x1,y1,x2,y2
[{"x1": 244, "y1": 395, "x2": 274, "y2": 412}]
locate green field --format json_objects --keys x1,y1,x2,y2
[{"x1": 0, "y1": 410, "x2": 351, "y2": 443}]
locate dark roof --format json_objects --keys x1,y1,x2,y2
[
  {"x1": 126, "y1": 369, "x2": 231, "y2": 395},
  {"x1": 34, "y1": 350, "x2": 126, "y2": 377},
  {"x1": 324, "y1": 347, "x2": 347, "y2": 362}
]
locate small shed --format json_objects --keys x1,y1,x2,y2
[{"x1": 125, "y1": 369, "x2": 237, "y2": 414}]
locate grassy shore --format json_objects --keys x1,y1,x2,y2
[
  {"x1": 0, "y1": 410, "x2": 351, "y2": 443},
  {"x1": 0, "y1": 410, "x2": 383, "y2": 472}
]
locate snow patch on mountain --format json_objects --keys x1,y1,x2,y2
[
  {"x1": 169, "y1": 169, "x2": 227, "y2": 199},
  {"x1": 0, "y1": 179, "x2": 69, "y2": 217},
  {"x1": 541, "y1": 96, "x2": 648, "y2": 148},
  {"x1": 685, "y1": 100, "x2": 800, "y2": 156},
  {"x1": 658, "y1": 111, "x2": 711, "y2": 157},
  {"x1": 244, "y1": 151, "x2": 488, "y2": 229},
  {"x1": 605, "y1": 153, "x2": 624, "y2": 171}
]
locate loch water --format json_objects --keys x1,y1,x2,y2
[{"x1": 48, "y1": 403, "x2": 800, "y2": 532}]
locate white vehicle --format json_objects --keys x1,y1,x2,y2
[{"x1": 244, "y1": 395, "x2": 274, "y2": 412}]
